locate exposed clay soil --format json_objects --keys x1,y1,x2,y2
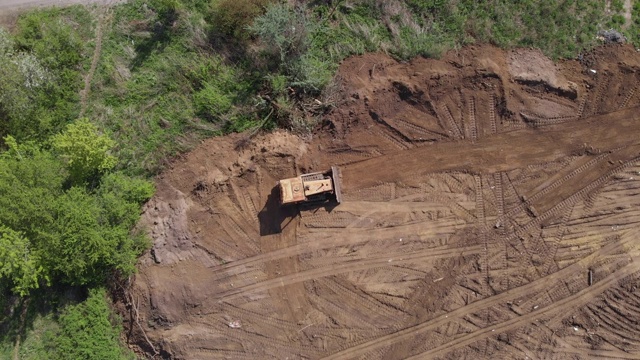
[{"x1": 122, "y1": 44, "x2": 640, "y2": 359}]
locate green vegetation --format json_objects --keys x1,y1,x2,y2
[
  {"x1": 0, "y1": 0, "x2": 632, "y2": 357},
  {"x1": 629, "y1": 1, "x2": 640, "y2": 44},
  {"x1": 51, "y1": 288, "x2": 134, "y2": 360},
  {"x1": 1, "y1": 288, "x2": 134, "y2": 360}
]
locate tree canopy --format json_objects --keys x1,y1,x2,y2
[{"x1": 0, "y1": 132, "x2": 153, "y2": 294}]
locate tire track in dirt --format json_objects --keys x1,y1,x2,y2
[
  {"x1": 213, "y1": 244, "x2": 483, "y2": 302},
  {"x1": 321, "y1": 230, "x2": 637, "y2": 359},
  {"x1": 207, "y1": 216, "x2": 466, "y2": 285},
  {"x1": 342, "y1": 106, "x2": 640, "y2": 189},
  {"x1": 190, "y1": 317, "x2": 320, "y2": 356},
  {"x1": 409, "y1": 260, "x2": 640, "y2": 359}
]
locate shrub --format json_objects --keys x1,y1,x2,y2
[
  {"x1": 51, "y1": 288, "x2": 133, "y2": 360},
  {"x1": 52, "y1": 118, "x2": 117, "y2": 185},
  {"x1": 249, "y1": 3, "x2": 314, "y2": 64},
  {"x1": 0, "y1": 226, "x2": 45, "y2": 296},
  {"x1": 288, "y1": 53, "x2": 334, "y2": 93},
  {"x1": 211, "y1": 0, "x2": 271, "y2": 39}
]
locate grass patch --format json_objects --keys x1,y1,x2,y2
[
  {"x1": 316, "y1": 0, "x2": 615, "y2": 60},
  {"x1": 86, "y1": 0, "x2": 259, "y2": 175},
  {"x1": 7, "y1": 6, "x2": 95, "y2": 140}
]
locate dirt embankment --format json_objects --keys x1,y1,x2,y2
[{"x1": 122, "y1": 44, "x2": 640, "y2": 359}]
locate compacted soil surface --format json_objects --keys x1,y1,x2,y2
[{"x1": 123, "y1": 44, "x2": 640, "y2": 359}]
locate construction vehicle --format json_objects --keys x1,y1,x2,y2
[{"x1": 278, "y1": 166, "x2": 342, "y2": 205}]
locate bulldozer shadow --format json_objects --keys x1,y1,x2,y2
[{"x1": 258, "y1": 185, "x2": 298, "y2": 236}]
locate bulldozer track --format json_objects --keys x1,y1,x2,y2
[
  {"x1": 438, "y1": 172, "x2": 474, "y2": 195},
  {"x1": 619, "y1": 81, "x2": 638, "y2": 109},
  {"x1": 302, "y1": 242, "x2": 449, "y2": 270},
  {"x1": 394, "y1": 118, "x2": 448, "y2": 139},
  {"x1": 489, "y1": 94, "x2": 498, "y2": 135},
  {"x1": 188, "y1": 348, "x2": 256, "y2": 360},
  {"x1": 406, "y1": 259, "x2": 640, "y2": 359},
  {"x1": 474, "y1": 175, "x2": 486, "y2": 223},
  {"x1": 577, "y1": 91, "x2": 589, "y2": 117},
  {"x1": 440, "y1": 104, "x2": 464, "y2": 139},
  {"x1": 318, "y1": 277, "x2": 404, "y2": 322},
  {"x1": 374, "y1": 128, "x2": 412, "y2": 150},
  {"x1": 502, "y1": 152, "x2": 612, "y2": 220},
  {"x1": 493, "y1": 173, "x2": 505, "y2": 218},
  {"x1": 309, "y1": 291, "x2": 386, "y2": 330},
  {"x1": 469, "y1": 97, "x2": 479, "y2": 140},
  {"x1": 190, "y1": 318, "x2": 319, "y2": 355},
  {"x1": 322, "y1": 231, "x2": 637, "y2": 359},
  {"x1": 221, "y1": 214, "x2": 260, "y2": 255},
  {"x1": 520, "y1": 112, "x2": 579, "y2": 126},
  {"x1": 242, "y1": 191, "x2": 259, "y2": 219},
  {"x1": 229, "y1": 180, "x2": 257, "y2": 219},
  {"x1": 212, "y1": 216, "x2": 255, "y2": 260},
  {"x1": 587, "y1": 74, "x2": 611, "y2": 116},
  {"x1": 219, "y1": 302, "x2": 300, "y2": 332},
  {"x1": 213, "y1": 244, "x2": 484, "y2": 302},
  {"x1": 503, "y1": 116, "x2": 527, "y2": 129}
]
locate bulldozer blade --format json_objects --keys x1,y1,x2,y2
[{"x1": 331, "y1": 165, "x2": 343, "y2": 204}]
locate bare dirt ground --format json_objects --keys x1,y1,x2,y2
[{"x1": 123, "y1": 44, "x2": 640, "y2": 359}]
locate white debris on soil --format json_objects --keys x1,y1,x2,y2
[{"x1": 228, "y1": 320, "x2": 242, "y2": 328}]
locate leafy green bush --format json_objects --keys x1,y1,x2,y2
[
  {"x1": 0, "y1": 226, "x2": 44, "y2": 296},
  {"x1": 51, "y1": 288, "x2": 134, "y2": 360},
  {"x1": 0, "y1": 29, "x2": 52, "y2": 140},
  {"x1": 52, "y1": 118, "x2": 117, "y2": 184}
]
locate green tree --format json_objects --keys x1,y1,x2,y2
[
  {"x1": 51, "y1": 118, "x2": 117, "y2": 184},
  {"x1": 0, "y1": 136, "x2": 153, "y2": 290}
]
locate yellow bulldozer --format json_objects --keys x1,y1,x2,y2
[{"x1": 278, "y1": 166, "x2": 342, "y2": 205}]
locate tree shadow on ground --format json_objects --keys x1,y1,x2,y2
[
  {"x1": 130, "y1": 9, "x2": 177, "y2": 70},
  {"x1": 0, "y1": 285, "x2": 84, "y2": 355}
]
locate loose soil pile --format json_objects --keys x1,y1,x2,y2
[{"x1": 123, "y1": 44, "x2": 640, "y2": 359}]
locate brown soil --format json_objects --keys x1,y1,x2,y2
[{"x1": 122, "y1": 44, "x2": 640, "y2": 359}]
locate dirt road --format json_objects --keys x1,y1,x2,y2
[
  {"x1": 124, "y1": 44, "x2": 640, "y2": 359},
  {"x1": 0, "y1": 0, "x2": 121, "y2": 11}
]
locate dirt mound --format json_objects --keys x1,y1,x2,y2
[{"x1": 123, "y1": 44, "x2": 640, "y2": 359}]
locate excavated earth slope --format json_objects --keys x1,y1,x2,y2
[{"x1": 123, "y1": 44, "x2": 640, "y2": 359}]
